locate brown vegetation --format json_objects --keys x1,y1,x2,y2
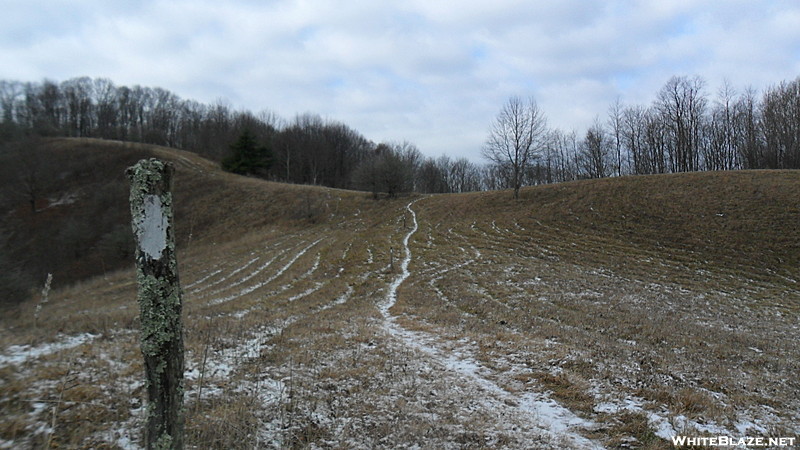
[{"x1": 1, "y1": 139, "x2": 798, "y2": 448}]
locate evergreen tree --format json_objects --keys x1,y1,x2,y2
[{"x1": 222, "y1": 129, "x2": 272, "y2": 176}]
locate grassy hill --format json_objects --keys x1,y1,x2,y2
[{"x1": 1, "y1": 139, "x2": 798, "y2": 448}]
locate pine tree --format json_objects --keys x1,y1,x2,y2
[{"x1": 221, "y1": 129, "x2": 272, "y2": 176}]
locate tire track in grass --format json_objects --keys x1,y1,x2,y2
[
  {"x1": 184, "y1": 268, "x2": 223, "y2": 290},
  {"x1": 234, "y1": 243, "x2": 367, "y2": 318},
  {"x1": 188, "y1": 236, "x2": 293, "y2": 295},
  {"x1": 414, "y1": 226, "x2": 472, "y2": 278},
  {"x1": 420, "y1": 239, "x2": 481, "y2": 308},
  {"x1": 209, "y1": 238, "x2": 324, "y2": 306},
  {"x1": 381, "y1": 200, "x2": 603, "y2": 449},
  {"x1": 191, "y1": 256, "x2": 260, "y2": 295},
  {"x1": 198, "y1": 250, "x2": 289, "y2": 300}
]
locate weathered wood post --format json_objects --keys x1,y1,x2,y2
[{"x1": 127, "y1": 159, "x2": 185, "y2": 449}]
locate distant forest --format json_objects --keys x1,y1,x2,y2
[
  {"x1": 0, "y1": 75, "x2": 798, "y2": 304},
  {"x1": 1, "y1": 75, "x2": 799, "y2": 195}
]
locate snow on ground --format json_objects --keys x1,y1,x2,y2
[
  {"x1": 593, "y1": 396, "x2": 774, "y2": 441},
  {"x1": 317, "y1": 285, "x2": 354, "y2": 313},
  {"x1": 8, "y1": 196, "x2": 796, "y2": 448},
  {"x1": 208, "y1": 238, "x2": 323, "y2": 305},
  {"x1": 378, "y1": 200, "x2": 419, "y2": 319},
  {"x1": 388, "y1": 323, "x2": 602, "y2": 449},
  {"x1": 380, "y1": 201, "x2": 602, "y2": 449},
  {"x1": 185, "y1": 323, "x2": 287, "y2": 387},
  {"x1": 0, "y1": 333, "x2": 98, "y2": 368},
  {"x1": 191, "y1": 256, "x2": 259, "y2": 295},
  {"x1": 184, "y1": 268, "x2": 222, "y2": 290},
  {"x1": 285, "y1": 283, "x2": 324, "y2": 303}
]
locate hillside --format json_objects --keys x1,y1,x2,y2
[{"x1": 1, "y1": 139, "x2": 798, "y2": 448}]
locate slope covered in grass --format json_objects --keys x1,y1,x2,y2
[
  {"x1": 419, "y1": 170, "x2": 800, "y2": 296},
  {"x1": 1, "y1": 138, "x2": 797, "y2": 448},
  {"x1": 0, "y1": 137, "x2": 390, "y2": 306}
]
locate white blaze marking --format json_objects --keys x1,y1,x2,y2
[{"x1": 138, "y1": 194, "x2": 168, "y2": 260}]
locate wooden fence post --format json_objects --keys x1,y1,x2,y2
[{"x1": 127, "y1": 159, "x2": 185, "y2": 449}]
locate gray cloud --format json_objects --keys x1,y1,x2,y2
[{"x1": 2, "y1": 0, "x2": 798, "y2": 161}]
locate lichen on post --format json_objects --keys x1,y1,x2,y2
[{"x1": 126, "y1": 158, "x2": 185, "y2": 450}]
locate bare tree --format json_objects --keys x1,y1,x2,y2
[
  {"x1": 416, "y1": 158, "x2": 448, "y2": 193},
  {"x1": 0, "y1": 80, "x2": 23, "y2": 139},
  {"x1": 8, "y1": 137, "x2": 49, "y2": 213},
  {"x1": 607, "y1": 97, "x2": 625, "y2": 176},
  {"x1": 656, "y1": 75, "x2": 708, "y2": 172},
  {"x1": 482, "y1": 96, "x2": 548, "y2": 199},
  {"x1": 93, "y1": 78, "x2": 119, "y2": 139},
  {"x1": 545, "y1": 129, "x2": 580, "y2": 182},
  {"x1": 61, "y1": 77, "x2": 94, "y2": 138},
  {"x1": 705, "y1": 80, "x2": 741, "y2": 171},
  {"x1": 0, "y1": 80, "x2": 23, "y2": 124},
  {"x1": 761, "y1": 77, "x2": 800, "y2": 169},
  {"x1": 622, "y1": 105, "x2": 647, "y2": 175},
  {"x1": 351, "y1": 142, "x2": 416, "y2": 198},
  {"x1": 450, "y1": 157, "x2": 482, "y2": 192},
  {"x1": 644, "y1": 107, "x2": 669, "y2": 174},
  {"x1": 736, "y1": 87, "x2": 764, "y2": 169},
  {"x1": 580, "y1": 121, "x2": 610, "y2": 179}
]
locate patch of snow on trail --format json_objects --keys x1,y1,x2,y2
[
  {"x1": 379, "y1": 201, "x2": 419, "y2": 318},
  {"x1": 386, "y1": 320, "x2": 600, "y2": 448},
  {"x1": 380, "y1": 200, "x2": 602, "y2": 449}
]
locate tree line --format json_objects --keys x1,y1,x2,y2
[
  {"x1": 0, "y1": 77, "x2": 484, "y2": 195},
  {"x1": 1, "y1": 75, "x2": 798, "y2": 198},
  {"x1": 489, "y1": 75, "x2": 800, "y2": 196}
]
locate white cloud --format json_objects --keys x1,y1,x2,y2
[{"x1": 1, "y1": 0, "x2": 798, "y2": 160}]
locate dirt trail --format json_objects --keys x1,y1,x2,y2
[{"x1": 381, "y1": 200, "x2": 603, "y2": 449}]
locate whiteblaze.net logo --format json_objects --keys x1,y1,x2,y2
[{"x1": 672, "y1": 435, "x2": 796, "y2": 448}]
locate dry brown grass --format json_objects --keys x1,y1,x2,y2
[
  {"x1": 2, "y1": 139, "x2": 798, "y2": 448},
  {"x1": 605, "y1": 411, "x2": 671, "y2": 449}
]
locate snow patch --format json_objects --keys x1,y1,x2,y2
[
  {"x1": 379, "y1": 200, "x2": 419, "y2": 317},
  {"x1": 0, "y1": 333, "x2": 98, "y2": 368},
  {"x1": 286, "y1": 283, "x2": 323, "y2": 303},
  {"x1": 209, "y1": 239, "x2": 323, "y2": 305},
  {"x1": 191, "y1": 256, "x2": 260, "y2": 295},
  {"x1": 46, "y1": 191, "x2": 80, "y2": 208},
  {"x1": 379, "y1": 201, "x2": 600, "y2": 448},
  {"x1": 317, "y1": 285, "x2": 355, "y2": 313},
  {"x1": 185, "y1": 268, "x2": 222, "y2": 289}
]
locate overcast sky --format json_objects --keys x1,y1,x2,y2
[{"x1": 2, "y1": 1, "x2": 799, "y2": 160}]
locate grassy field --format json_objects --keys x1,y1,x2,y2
[{"x1": 1, "y1": 139, "x2": 798, "y2": 448}]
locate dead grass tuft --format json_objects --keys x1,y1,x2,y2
[
  {"x1": 532, "y1": 371, "x2": 595, "y2": 414},
  {"x1": 186, "y1": 394, "x2": 262, "y2": 449},
  {"x1": 607, "y1": 411, "x2": 671, "y2": 449}
]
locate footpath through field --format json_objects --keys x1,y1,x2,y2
[{"x1": 380, "y1": 200, "x2": 603, "y2": 449}]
